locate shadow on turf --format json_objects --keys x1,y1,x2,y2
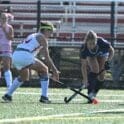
[
  {"x1": 47, "y1": 101, "x2": 91, "y2": 105},
  {"x1": 118, "y1": 103, "x2": 124, "y2": 106},
  {"x1": 0, "y1": 100, "x2": 90, "y2": 105},
  {"x1": 0, "y1": 100, "x2": 37, "y2": 104},
  {"x1": 0, "y1": 101, "x2": 37, "y2": 104}
]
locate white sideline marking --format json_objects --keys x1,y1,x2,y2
[
  {"x1": 0, "y1": 91, "x2": 69, "y2": 95},
  {"x1": 0, "y1": 91, "x2": 124, "y2": 103},
  {"x1": 0, "y1": 112, "x2": 124, "y2": 123}
]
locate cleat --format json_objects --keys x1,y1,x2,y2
[
  {"x1": 87, "y1": 92, "x2": 99, "y2": 104},
  {"x1": 92, "y1": 98, "x2": 99, "y2": 104},
  {"x1": 87, "y1": 98, "x2": 99, "y2": 104},
  {"x1": 39, "y1": 96, "x2": 51, "y2": 104},
  {"x1": 2, "y1": 94, "x2": 12, "y2": 102}
]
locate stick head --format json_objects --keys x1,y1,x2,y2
[{"x1": 64, "y1": 97, "x2": 69, "y2": 104}]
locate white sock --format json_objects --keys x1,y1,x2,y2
[
  {"x1": 4, "y1": 70, "x2": 12, "y2": 89},
  {"x1": 40, "y1": 75, "x2": 49, "y2": 97},
  {"x1": 7, "y1": 77, "x2": 23, "y2": 96}
]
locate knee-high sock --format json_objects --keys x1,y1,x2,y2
[
  {"x1": 95, "y1": 79, "x2": 104, "y2": 95},
  {"x1": 87, "y1": 72, "x2": 98, "y2": 95},
  {"x1": 7, "y1": 77, "x2": 23, "y2": 96},
  {"x1": 40, "y1": 75, "x2": 49, "y2": 97},
  {"x1": 4, "y1": 70, "x2": 12, "y2": 89}
]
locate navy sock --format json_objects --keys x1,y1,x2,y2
[
  {"x1": 95, "y1": 79, "x2": 104, "y2": 94},
  {"x1": 87, "y1": 72, "x2": 97, "y2": 95}
]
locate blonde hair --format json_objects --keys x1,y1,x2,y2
[
  {"x1": 40, "y1": 21, "x2": 55, "y2": 32},
  {"x1": 84, "y1": 30, "x2": 97, "y2": 44}
]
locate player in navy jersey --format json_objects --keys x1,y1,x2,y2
[{"x1": 80, "y1": 30, "x2": 114, "y2": 103}]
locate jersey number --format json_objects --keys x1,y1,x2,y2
[{"x1": 23, "y1": 39, "x2": 31, "y2": 43}]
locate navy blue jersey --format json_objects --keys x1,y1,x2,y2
[{"x1": 80, "y1": 37, "x2": 110, "y2": 59}]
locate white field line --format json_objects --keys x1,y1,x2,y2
[
  {"x1": 0, "y1": 113, "x2": 83, "y2": 123},
  {"x1": 0, "y1": 91, "x2": 124, "y2": 103},
  {"x1": 91, "y1": 109, "x2": 124, "y2": 114},
  {"x1": 52, "y1": 99, "x2": 124, "y2": 103},
  {"x1": 0, "y1": 91, "x2": 124, "y2": 97},
  {"x1": 0, "y1": 91, "x2": 67, "y2": 95},
  {"x1": 0, "y1": 98, "x2": 124, "y2": 103},
  {"x1": 0, "y1": 111, "x2": 124, "y2": 123},
  {"x1": 43, "y1": 108, "x2": 54, "y2": 110}
]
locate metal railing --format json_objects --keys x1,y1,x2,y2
[{"x1": 0, "y1": 0, "x2": 124, "y2": 46}]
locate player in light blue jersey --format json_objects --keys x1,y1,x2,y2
[{"x1": 2, "y1": 21, "x2": 59, "y2": 103}]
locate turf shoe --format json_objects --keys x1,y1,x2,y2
[
  {"x1": 92, "y1": 98, "x2": 99, "y2": 104},
  {"x1": 39, "y1": 96, "x2": 51, "y2": 104},
  {"x1": 87, "y1": 98, "x2": 99, "y2": 104},
  {"x1": 2, "y1": 94, "x2": 12, "y2": 102},
  {"x1": 87, "y1": 92, "x2": 99, "y2": 104}
]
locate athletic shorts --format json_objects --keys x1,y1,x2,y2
[
  {"x1": 12, "y1": 51, "x2": 35, "y2": 70},
  {"x1": 97, "y1": 52, "x2": 109, "y2": 58}
]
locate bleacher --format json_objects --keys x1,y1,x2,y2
[{"x1": 0, "y1": 0, "x2": 124, "y2": 48}]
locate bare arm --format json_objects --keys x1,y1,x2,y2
[
  {"x1": 108, "y1": 45, "x2": 114, "y2": 61},
  {"x1": 37, "y1": 35, "x2": 59, "y2": 80},
  {"x1": 81, "y1": 58, "x2": 88, "y2": 84},
  {"x1": 43, "y1": 46, "x2": 58, "y2": 73},
  {"x1": 2, "y1": 25, "x2": 14, "y2": 41}
]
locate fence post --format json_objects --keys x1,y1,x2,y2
[
  {"x1": 37, "y1": 0, "x2": 41, "y2": 32},
  {"x1": 110, "y1": 1, "x2": 118, "y2": 47}
]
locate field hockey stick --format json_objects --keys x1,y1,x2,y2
[
  {"x1": 64, "y1": 86, "x2": 85, "y2": 103},
  {"x1": 64, "y1": 68, "x2": 105, "y2": 103},
  {"x1": 50, "y1": 77, "x2": 92, "y2": 103}
]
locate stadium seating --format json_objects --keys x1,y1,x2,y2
[{"x1": 0, "y1": 0, "x2": 124, "y2": 47}]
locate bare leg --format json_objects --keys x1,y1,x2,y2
[{"x1": 97, "y1": 56, "x2": 107, "y2": 81}]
